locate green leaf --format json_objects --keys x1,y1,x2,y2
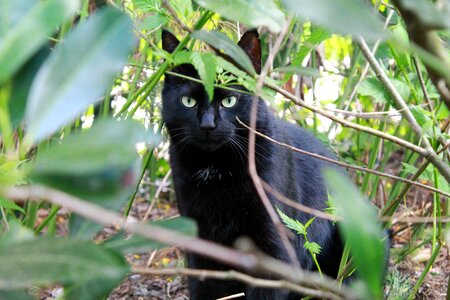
[
  {"x1": 138, "y1": 13, "x2": 168, "y2": 31},
  {"x1": 358, "y1": 77, "x2": 387, "y2": 103},
  {"x1": 276, "y1": 207, "x2": 306, "y2": 236},
  {"x1": 304, "y1": 241, "x2": 322, "y2": 255},
  {"x1": 324, "y1": 168, "x2": 386, "y2": 299},
  {"x1": 30, "y1": 118, "x2": 156, "y2": 208},
  {"x1": 193, "y1": 0, "x2": 285, "y2": 33},
  {"x1": 282, "y1": 0, "x2": 386, "y2": 42},
  {"x1": 8, "y1": 46, "x2": 50, "y2": 128},
  {"x1": 191, "y1": 30, "x2": 255, "y2": 74},
  {"x1": 0, "y1": 220, "x2": 34, "y2": 249},
  {"x1": 410, "y1": 106, "x2": 431, "y2": 127},
  {"x1": 0, "y1": 0, "x2": 78, "y2": 84},
  {"x1": 0, "y1": 290, "x2": 34, "y2": 300},
  {"x1": 0, "y1": 197, "x2": 24, "y2": 213},
  {"x1": 273, "y1": 66, "x2": 321, "y2": 78},
  {"x1": 436, "y1": 103, "x2": 450, "y2": 120},
  {"x1": 304, "y1": 217, "x2": 316, "y2": 230},
  {"x1": 25, "y1": 7, "x2": 136, "y2": 143},
  {"x1": 292, "y1": 27, "x2": 330, "y2": 66},
  {"x1": 103, "y1": 217, "x2": 197, "y2": 253},
  {"x1": 190, "y1": 52, "x2": 216, "y2": 100},
  {"x1": 0, "y1": 238, "x2": 128, "y2": 295}
]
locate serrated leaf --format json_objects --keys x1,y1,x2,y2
[
  {"x1": 0, "y1": 0, "x2": 78, "y2": 83},
  {"x1": 324, "y1": 168, "x2": 386, "y2": 299},
  {"x1": 190, "y1": 52, "x2": 216, "y2": 100},
  {"x1": 138, "y1": 13, "x2": 168, "y2": 31},
  {"x1": 0, "y1": 197, "x2": 24, "y2": 213},
  {"x1": 173, "y1": 50, "x2": 192, "y2": 65},
  {"x1": 304, "y1": 241, "x2": 322, "y2": 254},
  {"x1": 103, "y1": 217, "x2": 197, "y2": 253},
  {"x1": 276, "y1": 207, "x2": 306, "y2": 236},
  {"x1": 359, "y1": 77, "x2": 387, "y2": 103},
  {"x1": 0, "y1": 238, "x2": 128, "y2": 294},
  {"x1": 191, "y1": 30, "x2": 255, "y2": 74},
  {"x1": 194, "y1": 0, "x2": 285, "y2": 33},
  {"x1": 282, "y1": 0, "x2": 386, "y2": 42},
  {"x1": 25, "y1": 7, "x2": 136, "y2": 143},
  {"x1": 304, "y1": 217, "x2": 316, "y2": 230}
]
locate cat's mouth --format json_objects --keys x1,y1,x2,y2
[{"x1": 193, "y1": 137, "x2": 225, "y2": 152}]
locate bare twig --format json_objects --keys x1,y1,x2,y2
[
  {"x1": 143, "y1": 169, "x2": 172, "y2": 222},
  {"x1": 248, "y1": 16, "x2": 300, "y2": 268},
  {"x1": 358, "y1": 38, "x2": 450, "y2": 183},
  {"x1": 237, "y1": 117, "x2": 450, "y2": 199},
  {"x1": 132, "y1": 267, "x2": 341, "y2": 299},
  {"x1": 5, "y1": 185, "x2": 354, "y2": 299},
  {"x1": 264, "y1": 81, "x2": 427, "y2": 155}
]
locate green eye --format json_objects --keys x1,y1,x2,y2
[
  {"x1": 181, "y1": 96, "x2": 197, "y2": 108},
  {"x1": 221, "y1": 96, "x2": 237, "y2": 108}
]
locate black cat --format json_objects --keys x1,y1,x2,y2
[{"x1": 162, "y1": 30, "x2": 345, "y2": 300}]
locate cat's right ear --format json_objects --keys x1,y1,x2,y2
[{"x1": 162, "y1": 30, "x2": 180, "y2": 53}]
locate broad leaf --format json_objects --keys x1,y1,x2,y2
[
  {"x1": 190, "y1": 52, "x2": 216, "y2": 100},
  {"x1": 194, "y1": 0, "x2": 285, "y2": 33},
  {"x1": 282, "y1": 0, "x2": 386, "y2": 42},
  {"x1": 138, "y1": 13, "x2": 168, "y2": 31},
  {"x1": 30, "y1": 118, "x2": 155, "y2": 208},
  {"x1": 191, "y1": 30, "x2": 255, "y2": 74},
  {"x1": 0, "y1": 221, "x2": 34, "y2": 248},
  {"x1": 0, "y1": 238, "x2": 128, "y2": 295},
  {"x1": 324, "y1": 168, "x2": 386, "y2": 299},
  {"x1": 25, "y1": 7, "x2": 136, "y2": 143},
  {"x1": 0, "y1": 0, "x2": 78, "y2": 83},
  {"x1": 103, "y1": 217, "x2": 198, "y2": 253}
]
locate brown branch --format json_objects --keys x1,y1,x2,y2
[
  {"x1": 263, "y1": 81, "x2": 427, "y2": 155},
  {"x1": 237, "y1": 117, "x2": 450, "y2": 200},
  {"x1": 248, "y1": 16, "x2": 300, "y2": 268},
  {"x1": 5, "y1": 185, "x2": 355, "y2": 299},
  {"x1": 358, "y1": 38, "x2": 450, "y2": 184},
  {"x1": 132, "y1": 267, "x2": 342, "y2": 299}
]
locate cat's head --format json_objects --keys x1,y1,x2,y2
[{"x1": 161, "y1": 29, "x2": 265, "y2": 153}]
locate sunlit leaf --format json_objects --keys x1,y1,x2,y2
[
  {"x1": 292, "y1": 27, "x2": 330, "y2": 66},
  {"x1": 282, "y1": 0, "x2": 386, "y2": 41},
  {"x1": 25, "y1": 7, "x2": 136, "y2": 143},
  {"x1": 191, "y1": 30, "x2": 255, "y2": 74},
  {"x1": 304, "y1": 241, "x2": 321, "y2": 254},
  {"x1": 0, "y1": 0, "x2": 78, "y2": 83},
  {"x1": 276, "y1": 207, "x2": 306, "y2": 236},
  {"x1": 194, "y1": 0, "x2": 285, "y2": 33},
  {"x1": 324, "y1": 168, "x2": 386, "y2": 299},
  {"x1": 190, "y1": 52, "x2": 216, "y2": 100}
]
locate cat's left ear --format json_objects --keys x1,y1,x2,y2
[
  {"x1": 238, "y1": 30, "x2": 261, "y2": 74},
  {"x1": 162, "y1": 29, "x2": 180, "y2": 53}
]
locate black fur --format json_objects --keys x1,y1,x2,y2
[{"x1": 162, "y1": 30, "x2": 344, "y2": 300}]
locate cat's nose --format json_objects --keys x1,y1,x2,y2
[{"x1": 200, "y1": 112, "x2": 216, "y2": 132}]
